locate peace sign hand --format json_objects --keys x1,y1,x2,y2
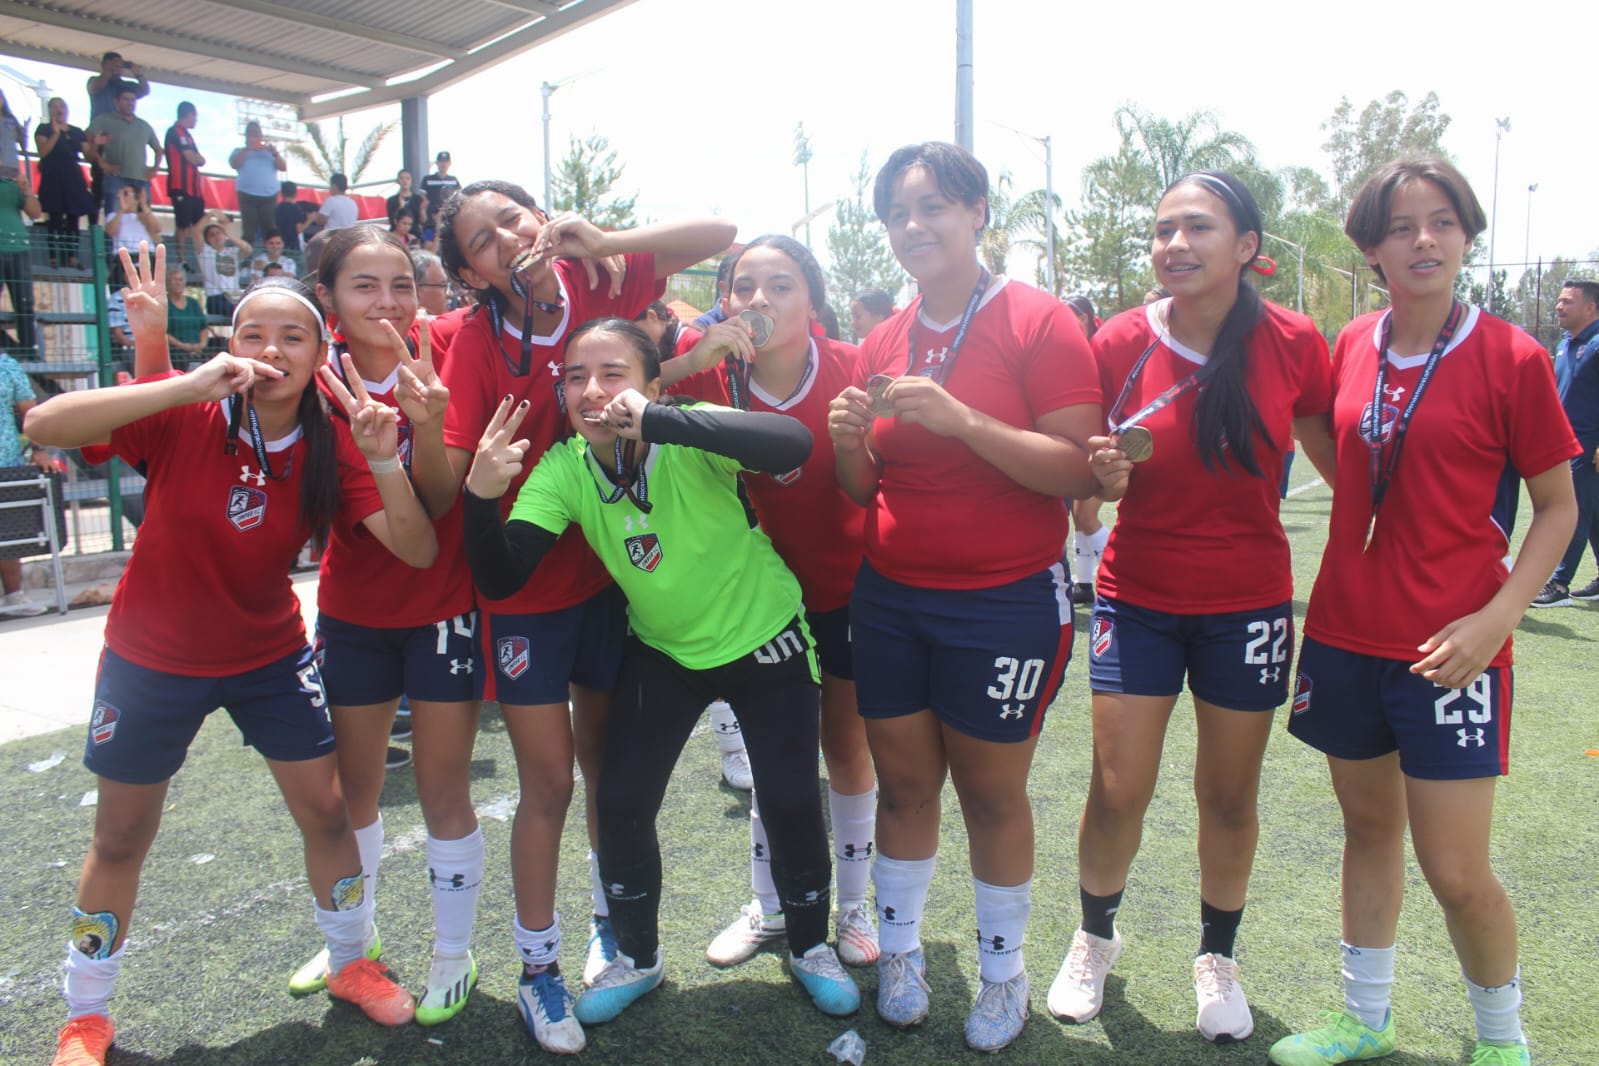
[
  {"x1": 465, "y1": 396, "x2": 532, "y2": 500},
  {"x1": 319, "y1": 354, "x2": 400, "y2": 463},
  {"x1": 119, "y1": 241, "x2": 168, "y2": 340},
  {"x1": 379, "y1": 315, "x2": 449, "y2": 426}
]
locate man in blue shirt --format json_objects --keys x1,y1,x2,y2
[{"x1": 1533, "y1": 279, "x2": 1599, "y2": 606}]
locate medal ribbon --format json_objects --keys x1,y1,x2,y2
[
  {"x1": 595, "y1": 438, "x2": 652, "y2": 512},
  {"x1": 724, "y1": 343, "x2": 816, "y2": 412},
  {"x1": 1364, "y1": 300, "x2": 1464, "y2": 547},
  {"x1": 222, "y1": 395, "x2": 291, "y2": 480},
  {"x1": 904, "y1": 266, "x2": 990, "y2": 384},
  {"x1": 1106, "y1": 330, "x2": 1223, "y2": 435}
]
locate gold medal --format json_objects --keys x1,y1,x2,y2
[
  {"x1": 866, "y1": 374, "x2": 896, "y2": 418},
  {"x1": 1118, "y1": 425, "x2": 1154, "y2": 463}
]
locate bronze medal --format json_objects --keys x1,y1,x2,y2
[{"x1": 1118, "y1": 425, "x2": 1154, "y2": 463}]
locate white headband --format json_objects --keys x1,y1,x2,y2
[{"x1": 231, "y1": 286, "x2": 328, "y2": 337}]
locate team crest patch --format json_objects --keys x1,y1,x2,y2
[
  {"x1": 1358, "y1": 401, "x2": 1399, "y2": 445},
  {"x1": 227, "y1": 484, "x2": 268, "y2": 531},
  {"x1": 1291, "y1": 672, "x2": 1313, "y2": 716},
  {"x1": 497, "y1": 636, "x2": 531, "y2": 680},
  {"x1": 90, "y1": 701, "x2": 120, "y2": 745},
  {"x1": 769, "y1": 468, "x2": 802, "y2": 486},
  {"x1": 1090, "y1": 617, "x2": 1113, "y2": 658},
  {"x1": 625, "y1": 533, "x2": 663, "y2": 573},
  {"x1": 396, "y1": 424, "x2": 413, "y2": 468}
]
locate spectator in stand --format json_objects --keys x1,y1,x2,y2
[
  {"x1": 849, "y1": 288, "x2": 894, "y2": 342},
  {"x1": 163, "y1": 102, "x2": 206, "y2": 269},
  {"x1": 104, "y1": 185, "x2": 159, "y2": 269},
  {"x1": 85, "y1": 53, "x2": 150, "y2": 223},
  {"x1": 34, "y1": 97, "x2": 95, "y2": 266},
  {"x1": 197, "y1": 212, "x2": 252, "y2": 317},
  {"x1": 252, "y1": 230, "x2": 297, "y2": 278},
  {"x1": 310, "y1": 173, "x2": 359, "y2": 233},
  {"x1": 391, "y1": 211, "x2": 419, "y2": 249},
  {"x1": 386, "y1": 169, "x2": 424, "y2": 232},
  {"x1": 84, "y1": 85, "x2": 162, "y2": 217},
  {"x1": 163, "y1": 266, "x2": 210, "y2": 362},
  {"x1": 411, "y1": 251, "x2": 451, "y2": 317},
  {"x1": 229, "y1": 121, "x2": 287, "y2": 245},
  {"x1": 0, "y1": 173, "x2": 42, "y2": 358},
  {"x1": 0, "y1": 91, "x2": 23, "y2": 182},
  {"x1": 0, "y1": 351, "x2": 54, "y2": 617},
  {"x1": 420, "y1": 152, "x2": 459, "y2": 247},
  {"x1": 274, "y1": 180, "x2": 305, "y2": 252},
  {"x1": 691, "y1": 255, "x2": 737, "y2": 330}
]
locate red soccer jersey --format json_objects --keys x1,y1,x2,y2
[
  {"x1": 1095, "y1": 299, "x2": 1334, "y2": 613},
  {"x1": 855, "y1": 277, "x2": 1099, "y2": 590},
  {"x1": 428, "y1": 306, "x2": 469, "y2": 356},
  {"x1": 441, "y1": 253, "x2": 665, "y2": 613},
  {"x1": 672, "y1": 325, "x2": 704, "y2": 358},
  {"x1": 673, "y1": 337, "x2": 867, "y2": 612},
  {"x1": 316, "y1": 327, "x2": 476, "y2": 629},
  {"x1": 84, "y1": 382, "x2": 317, "y2": 675},
  {"x1": 1305, "y1": 307, "x2": 1579, "y2": 667}
]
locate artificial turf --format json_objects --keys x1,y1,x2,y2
[{"x1": 1, "y1": 481, "x2": 1595, "y2": 1064}]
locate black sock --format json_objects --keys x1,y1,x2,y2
[
  {"x1": 1199, "y1": 900, "x2": 1243, "y2": 958},
  {"x1": 1080, "y1": 884, "x2": 1123, "y2": 940}
]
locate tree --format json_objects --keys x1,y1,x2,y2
[
  {"x1": 824, "y1": 155, "x2": 905, "y2": 336},
  {"x1": 550, "y1": 133, "x2": 637, "y2": 230},
  {"x1": 284, "y1": 116, "x2": 396, "y2": 185},
  {"x1": 1113, "y1": 105, "x2": 1256, "y2": 193},
  {"x1": 1059, "y1": 139, "x2": 1155, "y2": 313},
  {"x1": 1321, "y1": 91, "x2": 1452, "y2": 214}
]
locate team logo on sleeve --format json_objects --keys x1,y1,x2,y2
[
  {"x1": 1291, "y1": 672, "x2": 1313, "y2": 716},
  {"x1": 497, "y1": 636, "x2": 531, "y2": 680},
  {"x1": 90, "y1": 701, "x2": 120, "y2": 745},
  {"x1": 1089, "y1": 617, "x2": 1114, "y2": 659},
  {"x1": 226, "y1": 485, "x2": 268, "y2": 531},
  {"x1": 768, "y1": 468, "x2": 802, "y2": 485},
  {"x1": 625, "y1": 533, "x2": 663, "y2": 573},
  {"x1": 1358, "y1": 402, "x2": 1400, "y2": 445}
]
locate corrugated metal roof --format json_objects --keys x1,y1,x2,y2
[{"x1": 0, "y1": 0, "x2": 634, "y2": 118}]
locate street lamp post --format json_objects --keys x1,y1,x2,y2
[
  {"x1": 1525, "y1": 182, "x2": 1538, "y2": 267},
  {"x1": 1488, "y1": 116, "x2": 1511, "y2": 314},
  {"x1": 1264, "y1": 232, "x2": 1306, "y2": 314},
  {"x1": 793, "y1": 124, "x2": 814, "y2": 248},
  {"x1": 541, "y1": 81, "x2": 558, "y2": 210}
]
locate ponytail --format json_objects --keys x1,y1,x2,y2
[
  {"x1": 1192, "y1": 279, "x2": 1270, "y2": 477},
  {"x1": 296, "y1": 381, "x2": 339, "y2": 550}
]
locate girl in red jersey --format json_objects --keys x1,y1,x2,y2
[
  {"x1": 27, "y1": 248, "x2": 432, "y2": 1066},
  {"x1": 662, "y1": 235, "x2": 880, "y2": 972},
  {"x1": 278, "y1": 226, "x2": 490, "y2": 1030},
  {"x1": 1270, "y1": 159, "x2": 1576, "y2": 1066},
  {"x1": 1047, "y1": 171, "x2": 1336, "y2": 1044},
  {"x1": 827, "y1": 141, "x2": 1101, "y2": 1052},
  {"x1": 422, "y1": 180, "x2": 733, "y2": 1053}
]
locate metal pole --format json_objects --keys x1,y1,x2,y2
[
  {"x1": 803, "y1": 159, "x2": 812, "y2": 249},
  {"x1": 1043, "y1": 135, "x2": 1056, "y2": 295},
  {"x1": 955, "y1": 0, "x2": 973, "y2": 151},
  {"x1": 1296, "y1": 244, "x2": 1304, "y2": 314},
  {"x1": 1488, "y1": 117, "x2": 1510, "y2": 313},
  {"x1": 541, "y1": 81, "x2": 557, "y2": 209},
  {"x1": 1524, "y1": 183, "x2": 1537, "y2": 267}
]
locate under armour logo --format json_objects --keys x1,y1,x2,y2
[
  {"x1": 1259, "y1": 666, "x2": 1282, "y2": 685},
  {"x1": 1457, "y1": 727, "x2": 1486, "y2": 748},
  {"x1": 449, "y1": 658, "x2": 473, "y2": 675},
  {"x1": 924, "y1": 346, "x2": 950, "y2": 366},
  {"x1": 998, "y1": 703, "x2": 1024, "y2": 719},
  {"x1": 842, "y1": 842, "x2": 874, "y2": 860},
  {"x1": 548, "y1": 359, "x2": 561, "y2": 378},
  {"x1": 882, "y1": 906, "x2": 897, "y2": 922},
  {"x1": 803, "y1": 890, "x2": 821, "y2": 904},
  {"x1": 239, "y1": 465, "x2": 266, "y2": 486},
  {"x1": 979, "y1": 932, "x2": 1006, "y2": 952},
  {"x1": 752, "y1": 842, "x2": 765, "y2": 859},
  {"x1": 624, "y1": 514, "x2": 649, "y2": 532},
  {"x1": 428, "y1": 867, "x2": 466, "y2": 889},
  {"x1": 1383, "y1": 383, "x2": 1407, "y2": 403}
]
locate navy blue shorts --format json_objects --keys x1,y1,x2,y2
[
  {"x1": 483, "y1": 584, "x2": 627, "y2": 706},
  {"x1": 851, "y1": 560, "x2": 1072, "y2": 743},
  {"x1": 1087, "y1": 596, "x2": 1294, "y2": 712},
  {"x1": 806, "y1": 604, "x2": 853, "y2": 682},
  {"x1": 84, "y1": 645, "x2": 334, "y2": 785},
  {"x1": 315, "y1": 610, "x2": 480, "y2": 706},
  {"x1": 1287, "y1": 637, "x2": 1513, "y2": 779}
]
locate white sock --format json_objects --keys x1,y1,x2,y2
[
  {"x1": 354, "y1": 815, "x2": 383, "y2": 912},
  {"x1": 1341, "y1": 941, "x2": 1395, "y2": 1030},
  {"x1": 830, "y1": 787, "x2": 876, "y2": 910},
  {"x1": 708, "y1": 699, "x2": 745, "y2": 755},
  {"x1": 515, "y1": 913, "x2": 561, "y2": 971},
  {"x1": 974, "y1": 877, "x2": 1031, "y2": 982},
  {"x1": 873, "y1": 853, "x2": 935, "y2": 955},
  {"x1": 1073, "y1": 526, "x2": 1109, "y2": 584},
  {"x1": 749, "y1": 790, "x2": 780, "y2": 915},
  {"x1": 426, "y1": 828, "x2": 484, "y2": 957},
  {"x1": 1465, "y1": 968, "x2": 1524, "y2": 1045},
  {"x1": 63, "y1": 942, "x2": 123, "y2": 1019},
  {"x1": 317, "y1": 889, "x2": 375, "y2": 973},
  {"x1": 588, "y1": 849, "x2": 609, "y2": 918}
]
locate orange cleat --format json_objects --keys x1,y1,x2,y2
[
  {"x1": 52, "y1": 1014, "x2": 113, "y2": 1066},
  {"x1": 327, "y1": 957, "x2": 416, "y2": 1026}
]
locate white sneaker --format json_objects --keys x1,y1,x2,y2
[
  {"x1": 1047, "y1": 927, "x2": 1122, "y2": 1023},
  {"x1": 834, "y1": 903, "x2": 879, "y2": 966},
  {"x1": 705, "y1": 900, "x2": 785, "y2": 966},
  {"x1": 721, "y1": 750, "x2": 754, "y2": 790},
  {"x1": 1194, "y1": 952, "x2": 1253, "y2": 1043},
  {"x1": 415, "y1": 951, "x2": 477, "y2": 1026},
  {"x1": 518, "y1": 965, "x2": 586, "y2": 1052},
  {"x1": 0, "y1": 591, "x2": 47, "y2": 617}
]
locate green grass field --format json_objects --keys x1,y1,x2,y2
[{"x1": 2, "y1": 481, "x2": 1596, "y2": 1065}]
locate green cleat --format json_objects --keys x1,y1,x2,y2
[
  {"x1": 289, "y1": 928, "x2": 382, "y2": 997},
  {"x1": 1470, "y1": 1040, "x2": 1530, "y2": 1066},
  {"x1": 1268, "y1": 1008, "x2": 1396, "y2": 1065}
]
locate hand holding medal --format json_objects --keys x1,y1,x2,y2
[{"x1": 1088, "y1": 433, "x2": 1134, "y2": 500}]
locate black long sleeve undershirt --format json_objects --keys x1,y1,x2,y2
[{"x1": 462, "y1": 402, "x2": 814, "y2": 601}]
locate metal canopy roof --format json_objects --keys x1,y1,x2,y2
[{"x1": 0, "y1": 0, "x2": 635, "y2": 119}]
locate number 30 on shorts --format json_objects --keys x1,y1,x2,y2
[
  {"x1": 987, "y1": 657, "x2": 1046, "y2": 702},
  {"x1": 1242, "y1": 617, "x2": 1289, "y2": 666}
]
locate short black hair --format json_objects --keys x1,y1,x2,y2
[
  {"x1": 1562, "y1": 279, "x2": 1599, "y2": 307},
  {"x1": 873, "y1": 142, "x2": 991, "y2": 230},
  {"x1": 329, "y1": 173, "x2": 349, "y2": 193},
  {"x1": 177, "y1": 101, "x2": 196, "y2": 118},
  {"x1": 280, "y1": 180, "x2": 298, "y2": 198}
]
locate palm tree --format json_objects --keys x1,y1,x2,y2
[
  {"x1": 981, "y1": 172, "x2": 1056, "y2": 279},
  {"x1": 284, "y1": 116, "x2": 397, "y2": 185}
]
